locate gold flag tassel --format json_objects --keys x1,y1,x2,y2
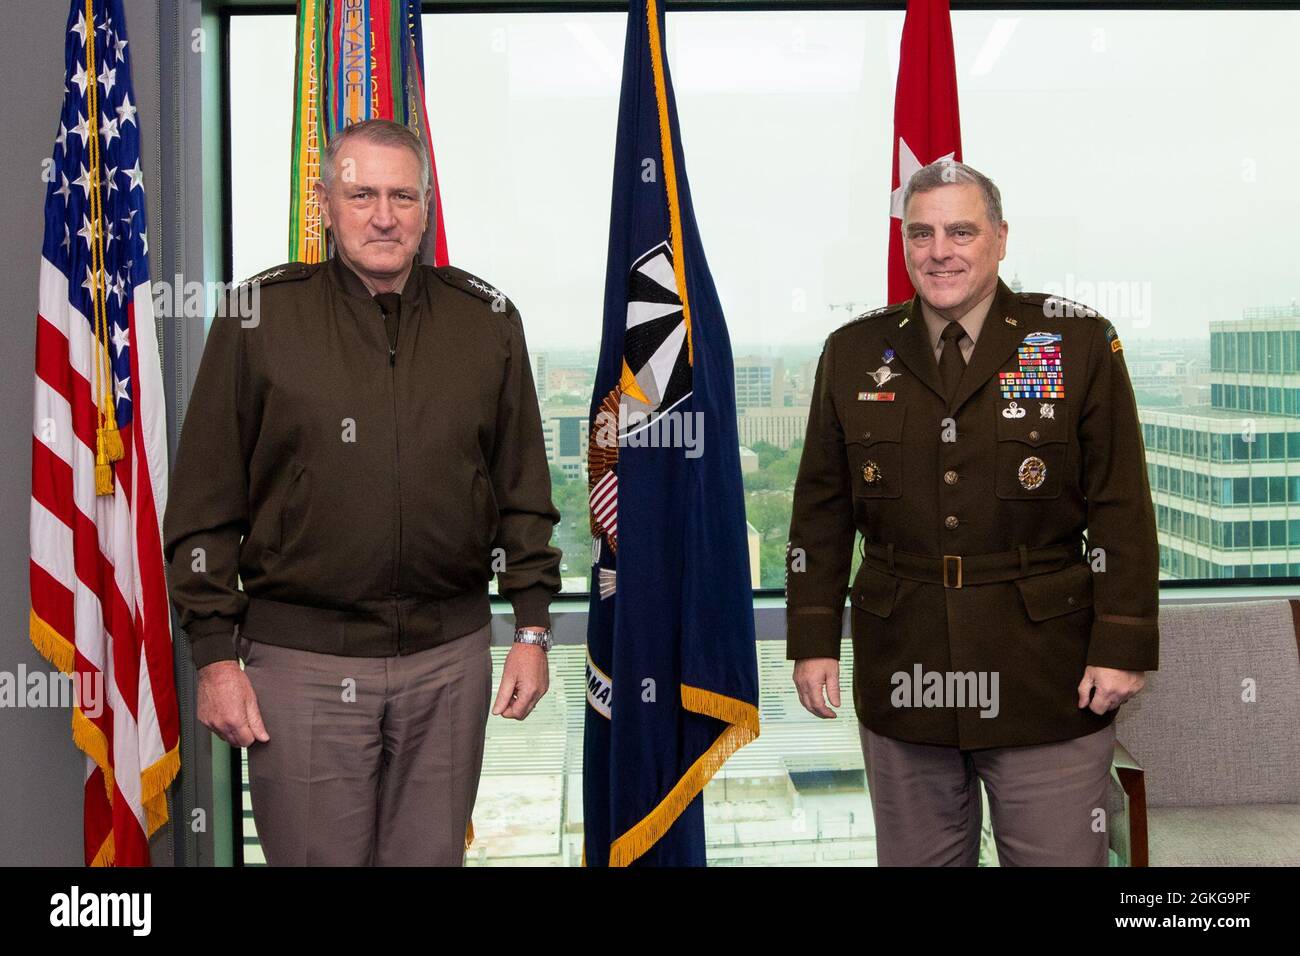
[
  {"x1": 83, "y1": 0, "x2": 121, "y2": 496},
  {"x1": 94, "y1": 431, "x2": 113, "y2": 496}
]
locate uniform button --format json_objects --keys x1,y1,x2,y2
[
  {"x1": 943, "y1": 470, "x2": 959, "y2": 485},
  {"x1": 1029, "y1": 430, "x2": 1040, "y2": 442},
  {"x1": 1067, "y1": 596, "x2": 1077, "y2": 607},
  {"x1": 863, "y1": 431, "x2": 871, "y2": 440},
  {"x1": 944, "y1": 515, "x2": 959, "y2": 530}
]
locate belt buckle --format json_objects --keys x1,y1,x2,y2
[{"x1": 943, "y1": 555, "x2": 962, "y2": 589}]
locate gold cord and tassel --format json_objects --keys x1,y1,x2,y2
[{"x1": 83, "y1": 0, "x2": 123, "y2": 496}]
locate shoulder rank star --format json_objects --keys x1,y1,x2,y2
[{"x1": 466, "y1": 277, "x2": 501, "y2": 299}]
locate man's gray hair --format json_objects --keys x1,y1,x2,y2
[
  {"x1": 319, "y1": 118, "x2": 431, "y2": 193},
  {"x1": 901, "y1": 159, "x2": 1003, "y2": 228}
]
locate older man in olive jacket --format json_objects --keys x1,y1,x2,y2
[{"x1": 164, "y1": 119, "x2": 562, "y2": 866}]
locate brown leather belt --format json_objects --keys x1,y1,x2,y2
[{"x1": 860, "y1": 542, "x2": 1084, "y2": 589}]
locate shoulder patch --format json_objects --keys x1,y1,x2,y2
[
  {"x1": 838, "y1": 300, "x2": 909, "y2": 332},
  {"x1": 433, "y1": 265, "x2": 514, "y2": 314},
  {"x1": 1103, "y1": 321, "x2": 1123, "y2": 353},
  {"x1": 241, "y1": 261, "x2": 314, "y2": 288}
]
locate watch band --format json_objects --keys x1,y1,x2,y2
[{"x1": 513, "y1": 627, "x2": 552, "y2": 651}]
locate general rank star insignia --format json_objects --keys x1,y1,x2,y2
[{"x1": 466, "y1": 277, "x2": 501, "y2": 299}]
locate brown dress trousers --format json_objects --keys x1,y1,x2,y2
[
  {"x1": 237, "y1": 621, "x2": 493, "y2": 866},
  {"x1": 860, "y1": 721, "x2": 1117, "y2": 866}
]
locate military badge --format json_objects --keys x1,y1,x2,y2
[
  {"x1": 883, "y1": 348, "x2": 896, "y2": 364},
  {"x1": 870, "y1": 365, "x2": 901, "y2": 387},
  {"x1": 1018, "y1": 456, "x2": 1047, "y2": 491},
  {"x1": 1002, "y1": 401, "x2": 1027, "y2": 420},
  {"x1": 1023, "y1": 331, "x2": 1063, "y2": 346},
  {"x1": 1039, "y1": 402, "x2": 1055, "y2": 419},
  {"x1": 858, "y1": 392, "x2": 896, "y2": 402},
  {"x1": 862, "y1": 460, "x2": 882, "y2": 485}
]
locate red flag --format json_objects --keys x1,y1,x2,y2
[{"x1": 888, "y1": 0, "x2": 963, "y2": 305}]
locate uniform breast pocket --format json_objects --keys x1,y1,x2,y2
[
  {"x1": 994, "y1": 403, "x2": 1068, "y2": 500},
  {"x1": 843, "y1": 406, "x2": 905, "y2": 499}
]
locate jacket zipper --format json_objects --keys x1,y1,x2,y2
[{"x1": 384, "y1": 306, "x2": 404, "y2": 653}]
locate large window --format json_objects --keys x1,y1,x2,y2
[{"x1": 227, "y1": 5, "x2": 1300, "y2": 865}]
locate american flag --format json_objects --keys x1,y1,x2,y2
[{"x1": 29, "y1": 0, "x2": 179, "y2": 866}]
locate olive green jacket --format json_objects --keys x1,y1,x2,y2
[
  {"x1": 163, "y1": 255, "x2": 562, "y2": 669},
  {"x1": 786, "y1": 277, "x2": 1158, "y2": 749}
]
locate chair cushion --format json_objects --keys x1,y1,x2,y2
[
  {"x1": 1148, "y1": 803, "x2": 1300, "y2": 866},
  {"x1": 1116, "y1": 601, "x2": 1300, "y2": 807}
]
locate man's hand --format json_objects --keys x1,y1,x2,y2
[
  {"x1": 794, "y1": 658, "x2": 841, "y2": 718},
  {"x1": 1077, "y1": 665, "x2": 1145, "y2": 716},
  {"x1": 493, "y1": 643, "x2": 549, "y2": 720},
  {"x1": 197, "y1": 660, "x2": 269, "y2": 748}
]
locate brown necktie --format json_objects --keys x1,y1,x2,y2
[
  {"x1": 374, "y1": 293, "x2": 401, "y2": 355},
  {"x1": 939, "y1": 320, "x2": 967, "y2": 403}
]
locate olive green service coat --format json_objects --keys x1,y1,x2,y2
[{"x1": 786, "y1": 277, "x2": 1159, "y2": 749}]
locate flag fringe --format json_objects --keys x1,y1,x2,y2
[
  {"x1": 72, "y1": 707, "x2": 114, "y2": 801},
  {"x1": 31, "y1": 609, "x2": 181, "y2": 846},
  {"x1": 606, "y1": 685, "x2": 759, "y2": 867},
  {"x1": 89, "y1": 831, "x2": 114, "y2": 868},
  {"x1": 465, "y1": 819, "x2": 474, "y2": 850},
  {"x1": 29, "y1": 608, "x2": 75, "y2": 673},
  {"x1": 142, "y1": 746, "x2": 181, "y2": 835},
  {"x1": 682, "y1": 684, "x2": 762, "y2": 733}
]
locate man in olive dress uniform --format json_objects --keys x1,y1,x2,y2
[{"x1": 786, "y1": 160, "x2": 1158, "y2": 866}]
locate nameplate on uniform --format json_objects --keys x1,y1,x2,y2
[{"x1": 858, "y1": 391, "x2": 896, "y2": 402}]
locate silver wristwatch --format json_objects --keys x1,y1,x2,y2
[{"x1": 513, "y1": 627, "x2": 553, "y2": 652}]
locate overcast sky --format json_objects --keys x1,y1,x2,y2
[{"x1": 230, "y1": 8, "x2": 1300, "y2": 351}]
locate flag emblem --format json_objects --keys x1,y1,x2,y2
[{"x1": 583, "y1": 0, "x2": 759, "y2": 868}]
